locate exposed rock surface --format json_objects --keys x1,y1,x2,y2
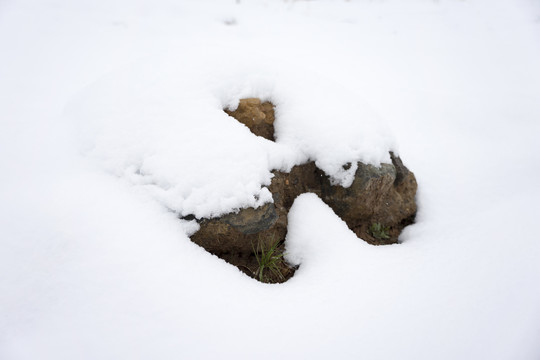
[
  {"x1": 188, "y1": 99, "x2": 418, "y2": 282},
  {"x1": 224, "y1": 98, "x2": 275, "y2": 141},
  {"x1": 191, "y1": 202, "x2": 286, "y2": 255},
  {"x1": 319, "y1": 152, "x2": 417, "y2": 245}
]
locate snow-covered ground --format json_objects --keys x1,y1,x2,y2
[{"x1": 2, "y1": 0, "x2": 540, "y2": 359}]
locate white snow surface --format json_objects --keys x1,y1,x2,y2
[
  {"x1": 2, "y1": 0, "x2": 540, "y2": 359},
  {"x1": 67, "y1": 47, "x2": 392, "y2": 218}
]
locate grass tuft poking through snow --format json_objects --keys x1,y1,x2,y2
[{"x1": 253, "y1": 236, "x2": 286, "y2": 284}]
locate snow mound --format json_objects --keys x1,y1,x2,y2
[{"x1": 67, "y1": 46, "x2": 395, "y2": 218}]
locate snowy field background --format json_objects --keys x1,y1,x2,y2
[{"x1": 1, "y1": 0, "x2": 540, "y2": 359}]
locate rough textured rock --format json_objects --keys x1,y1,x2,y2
[
  {"x1": 319, "y1": 152, "x2": 417, "y2": 245},
  {"x1": 187, "y1": 98, "x2": 418, "y2": 282},
  {"x1": 189, "y1": 201, "x2": 292, "y2": 283},
  {"x1": 190, "y1": 202, "x2": 286, "y2": 255},
  {"x1": 224, "y1": 98, "x2": 275, "y2": 141}
]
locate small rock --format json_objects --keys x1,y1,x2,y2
[
  {"x1": 320, "y1": 152, "x2": 417, "y2": 245},
  {"x1": 190, "y1": 202, "x2": 286, "y2": 255},
  {"x1": 224, "y1": 98, "x2": 275, "y2": 141}
]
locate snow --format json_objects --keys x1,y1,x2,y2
[
  {"x1": 67, "y1": 47, "x2": 393, "y2": 217},
  {"x1": 2, "y1": 0, "x2": 540, "y2": 359}
]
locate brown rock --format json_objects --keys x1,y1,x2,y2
[
  {"x1": 190, "y1": 202, "x2": 286, "y2": 255},
  {"x1": 319, "y1": 152, "x2": 417, "y2": 245},
  {"x1": 224, "y1": 98, "x2": 275, "y2": 141}
]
